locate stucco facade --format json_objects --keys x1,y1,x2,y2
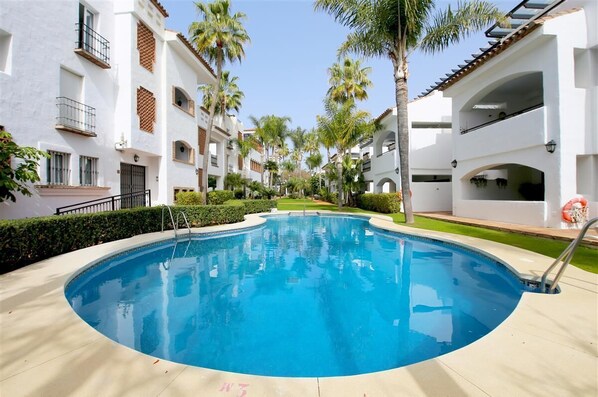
[
  {"x1": 361, "y1": 90, "x2": 453, "y2": 212},
  {"x1": 441, "y1": 0, "x2": 597, "y2": 228},
  {"x1": 0, "y1": 0, "x2": 260, "y2": 219}
]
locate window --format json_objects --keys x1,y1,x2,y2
[
  {"x1": 137, "y1": 86, "x2": 156, "y2": 132},
  {"x1": 173, "y1": 87, "x2": 195, "y2": 115},
  {"x1": 412, "y1": 175, "x2": 452, "y2": 183},
  {"x1": 79, "y1": 156, "x2": 98, "y2": 186},
  {"x1": 173, "y1": 140, "x2": 194, "y2": 164},
  {"x1": 137, "y1": 22, "x2": 155, "y2": 72},
  {"x1": 75, "y1": 3, "x2": 110, "y2": 67},
  {"x1": 47, "y1": 151, "x2": 71, "y2": 185},
  {"x1": 0, "y1": 28, "x2": 12, "y2": 74}
]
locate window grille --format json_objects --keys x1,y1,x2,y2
[
  {"x1": 79, "y1": 156, "x2": 98, "y2": 186},
  {"x1": 47, "y1": 150, "x2": 71, "y2": 185}
]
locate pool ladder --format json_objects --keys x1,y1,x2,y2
[
  {"x1": 161, "y1": 205, "x2": 191, "y2": 240},
  {"x1": 540, "y1": 217, "x2": 597, "y2": 293}
]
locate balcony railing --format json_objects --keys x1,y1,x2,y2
[
  {"x1": 75, "y1": 23, "x2": 110, "y2": 68},
  {"x1": 211, "y1": 154, "x2": 218, "y2": 167},
  {"x1": 362, "y1": 159, "x2": 371, "y2": 172},
  {"x1": 460, "y1": 103, "x2": 543, "y2": 134},
  {"x1": 56, "y1": 97, "x2": 96, "y2": 136}
]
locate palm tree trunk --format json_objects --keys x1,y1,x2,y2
[
  {"x1": 202, "y1": 52, "x2": 223, "y2": 205},
  {"x1": 336, "y1": 151, "x2": 343, "y2": 209},
  {"x1": 393, "y1": 55, "x2": 414, "y2": 223}
]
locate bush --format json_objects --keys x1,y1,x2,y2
[
  {"x1": 234, "y1": 189, "x2": 245, "y2": 199},
  {"x1": 357, "y1": 193, "x2": 402, "y2": 213},
  {"x1": 0, "y1": 204, "x2": 245, "y2": 273},
  {"x1": 207, "y1": 190, "x2": 235, "y2": 205},
  {"x1": 236, "y1": 199, "x2": 276, "y2": 214},
  {"x1": 319, "y1": 189, "x2": 337, "y2": 204},
  {"x1": 175, "y1": 191, "x2": 203, "y2": 205}
]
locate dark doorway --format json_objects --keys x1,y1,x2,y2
[{"x1": 120, "y1": 163, "x2": 146, "y2": 208}]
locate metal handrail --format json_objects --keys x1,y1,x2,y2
[
  {"x1": 176, "y1": 211, "x2": 191, "y2": 238},
  {"x1": 161, "y1": 205, "x2": 177, "y2": 235},
  {"x1": 56, "y1": 189, "x2": 150, "y2": 215},
  {"x1": 540, "y1": 217, "x2": 598, "y2": 293}
]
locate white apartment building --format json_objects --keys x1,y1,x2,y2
[
  {"x1": 361, "y1": 90, "x2": 453, "y2": 212},
  {"x1": 0, "y1": 0, "x2": 260, "y2": 220},
  {"x1": 423, "y1": 0, "x2": 597, "y2": 228}
]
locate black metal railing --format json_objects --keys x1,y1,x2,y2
[
  {"x1": 211, "y1": 154, "x2": 218, "y2": 167},
  {"x1": 76, "y1": 23, "x2": 110, "y2": 65},
  {"x1": 56, "y1": 97, "x2": 96, "y2": 134},
  {"x1": 460, "y1": 103, "x2": 544, "y2": 134},
  {"x1": 362, "y1": 159, "x2": 371, "y2": 172},
  {"x1": 55, "y1": 189, "x2": 151, "y2": 215}
]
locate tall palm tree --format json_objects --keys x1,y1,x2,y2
[
  {"x1": 315, "y1": 0, "x2": 504, "y2": 222},
  {"x1": 327, "y1": 57, "x2": 372, "y2": 103},
  {"x1": 317, "y1": 98, "x2": 375, "y2": 209},
  {"x1": 288, "y1": 127, "x2": 307, "y2": 173},
  {"x1": 248, "y1": 115, "x2": 267, "y2": 185},
  {"x1": 306, "y1": 151, "x2": 323, "y2": 192},
  {"x1": 200, "y1": 71, "x2": 244, "y2": 115},
  {"x1": 233, "y1": 135, "x2": 256, "y2": 183},
  {"x1": 190, "y1": 0, "x2": 250, "y2": 204}
]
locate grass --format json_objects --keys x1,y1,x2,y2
[{"x1": 277, "y1": 198, "x2": 598, "y2": 273}]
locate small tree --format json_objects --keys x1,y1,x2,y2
[
  {"x1": 208, "y1": 175, "x2": 217, "y2": 191},
  {"x1": 0, "y1": 131, "x2": 49, "y2": 203}
]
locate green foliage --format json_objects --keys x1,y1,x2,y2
[
  {"x1": 224, "y1": 172, "x2": 244, "y2": 190},
  {"x1": 262, "y1": 187, "x2": 277, "y2": 199},
  {"x1": 207, "y1": 189, "x2": 235, "y2": 204},
  {"x1": 208, "y1": 175, "x2": 217, "y2": 190},
  {"x1": 0, "y1": 131, "x2": 49, "y2": 202},
  {"x1": 320, "y1": 189, "x2": 338, "y2": 204},
  {"x1": 175, "y1": 191, "x2": 203, "y2": 205},
  {"x1": 234, "y1": 189, "x2": 245, "y2": 199},
  {"x1": 0, "y1": 205, "x2": 245, "y2": 273},
  {"x1": 235, "y1": 199, "x2": 276, "y2": 214},
  {"x1": 358, "y1": 193, "x2": 402, "y2": 213}
]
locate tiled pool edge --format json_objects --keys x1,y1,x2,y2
[{"x1": 0, "y1": 213, "x2": 596, "y2": 396}]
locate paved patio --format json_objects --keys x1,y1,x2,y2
[{"x1": 1, "y1": 213, "x2": 596, "y2": 396}]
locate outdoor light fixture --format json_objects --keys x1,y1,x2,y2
[
  {"x1": 133, "y1": 154, "x2": 139, "y2": 162},
  {"x1": 195, "y1": 168, "x2": 199, "y2": 175},
  {"x1": 545, "y1": 140, "x2": 557, "y2": 153},
  {"x1": 394, "y1": 167, "x2": 400, "y2": 174},
  {"x1": 451, "y1": 159, "x2": 458, "y2": 168}
]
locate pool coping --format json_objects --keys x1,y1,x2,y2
[{"x1": 1, "y1": 212, "x2": 596, "y2": 396}]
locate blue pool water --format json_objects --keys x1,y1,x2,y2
[{"x1": 66, "y1": 215, "x2": 525, "y2": 377}]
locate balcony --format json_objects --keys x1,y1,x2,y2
[
  {"x1": 362, "y1": 159, "x2": 371, "y2": 172},
  {"x1": 74, "y1": 23, "x2": 110, "y2": 69},
  {"x1": 55, "y1": 97, "x2": 96, "y2": 137},
  {"x1": 211, "y1": 154, "x2": 218, "y2": 167},
  {"x1": 455, "y1": 105, "x2": 546, "y2": 161}
]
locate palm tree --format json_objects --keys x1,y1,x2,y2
[
  {"x1": 288, "y1": 127, "x2": 307, "y2": 173},
  {"x1": 316, "y1": 98, "x2": 375, "y2": 209},
  {"x1": 315, "y1": 0, "x2": 504, "y2": 222},
  {"x1": 190, "y1": 0, "x2": 250, "y2": 204},
  {"x1": 200, "y1": 71, "x2": 244, "y2": 115},
  {"x1": 306, "y1": 151, "x2": 323, "y2": 193},
  {"x1": 233, "y1": 135, "x2": 257, "y2": 194},
  {"x1": 327, "y1": 57, "x2": 372, "y2": 103},
  {"x1": 248, "y1": 115, "x2": 267, "y2": 185}
]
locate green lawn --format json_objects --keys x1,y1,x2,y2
[{"x1": 276, "y1": 198, "x2": 598, "y2": 273}]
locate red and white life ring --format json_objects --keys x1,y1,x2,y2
[{"x1": 562, "y1": 195, "x2": 588, "y2": 223}]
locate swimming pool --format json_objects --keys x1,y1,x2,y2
[{"x1": 66, "y1": 214, "x2": 526, "y2": 377}]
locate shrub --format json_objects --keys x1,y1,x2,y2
[
  {"x1": 234, "y1": 189, "x2": 245, "y2": 199},
  {"x1": 0, "y1": 204, "x2": 245, "y2": 273},
  {"x1": 207, "y1": 190, "x2": 234, "y2": 205},
  {"x1": 175, "y1": 191, "x2": 203, "y2": 205},
  {"x1": 357, "y1": 193, "x2": 402, "y2": 213},
  {"x1": 236, "y1": 199, "x2": 276, "y2": 214},
  {"x1": 319, "y1": 189, "x2": 337, "y2": 204}
]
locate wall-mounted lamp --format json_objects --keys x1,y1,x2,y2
[
  {"x1": 195, "y1": 168, "x2": 200, "y2": 175},
  {"x1": 451, "y1": 159, "x2": 458, "y2": 168},
  {"x1": 545, "y1": 140, "x2": 557, "y2": 153},
  {"x1": 394, "y1": 167, "x2": 400, "y2": 174},
  {"x1": 133, "y1": 154, "x2": 139, "y2": 162}
]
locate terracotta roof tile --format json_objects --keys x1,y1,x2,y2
[{"x1": 149, "y1": 0, "x2": 169, "y2": 17}]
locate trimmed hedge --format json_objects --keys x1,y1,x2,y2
[
  {"x1": 236, "y1": 199, "x2": 276, "y2": 214},
  {"x1": 207, "y1": 190, "x2": 235, "y2": 205},
  {"x1": 0, "y1": 204, "x2": 244, "y2": 274},
  {"x1": 357, "y1": 193, "x2": 402, "y2": 213}
]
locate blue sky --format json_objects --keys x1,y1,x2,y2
[{"x1": 161, "y1": 0, "x2": 513, "y2": 131}]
